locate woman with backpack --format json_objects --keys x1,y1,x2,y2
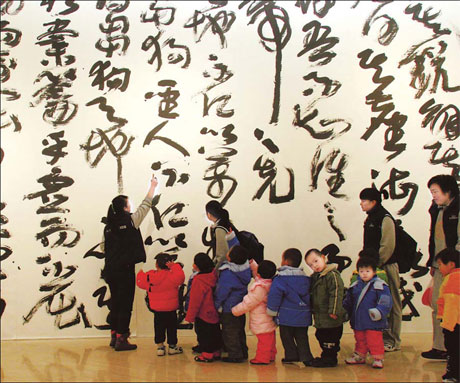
[
  {"x1": 359, "y1": 187, "x2": 402, "y2": 353},
  {"x1": 102, "y1": 174, "x2": 158, "y2": 351},
  {"x1": 205, "y1": 200, "x2": 239, "y2": 269}
]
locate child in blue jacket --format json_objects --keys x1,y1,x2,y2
[
  {"x1": 343, "y1": 256, "x2": 392, "y2": 369},
  {"x1": 214, "y1": 245, "x2": 252, "y2": 363},
  {"x1": 267, "y1": 248, "x2": 314, "y2": 366}
]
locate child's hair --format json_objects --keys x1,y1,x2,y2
[
  {"x1": 257, "y1": 260, "x2": 277, "y2": 279},
  {"x1": 435, "y1": 247, "x2": 460, "y2": 268},
  {"x1": 228, "y1": 245, "x2": 248, "y2": 265},
  {"x1": 359, "y1": 248, "x2": 379, "y2": 264},
  {"x1": 155, "y1": 252, "x2": 173, "y2": 270},
  {"x1": 194, "y1": 252, "x2": 215, "y2": 273},
  {"x1": 283, "y1": 248, "x2": 302, "y2": 267},
  {"x1": 305, "y1": 248, "x2": 322, "y2": 260},
  {"x1": 357, "y1": 256, "x2": 377, "y2": 272}
]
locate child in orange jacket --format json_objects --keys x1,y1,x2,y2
[
  {"x1": 435, "y1": 248, "x2": 460, "y2": 383},
  {"x1": 137, "y1": 253, "x2": 185, "y2": 356}
]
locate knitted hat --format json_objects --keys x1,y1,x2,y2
[
  {"x1": 194, "y1": 253, "x2": 214, "y2": 273},
  {"x1": 359, "y1": 187, "x2": 382, "y2": 204}
]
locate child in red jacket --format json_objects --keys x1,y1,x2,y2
[
  {"x1": 137, "y1": 253, "x2": 185, "y2": 356},
  {"x1": 185, "y1": 253, "x2": 223, "y2": 363}
]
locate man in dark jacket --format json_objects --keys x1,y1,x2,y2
[{"x1": 422, "y1": 175, "x2": 459, "y2": 360}]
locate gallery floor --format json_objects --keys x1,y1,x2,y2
[{"x1": 1, "y1": 332, "x2": 445, "y2": 382}]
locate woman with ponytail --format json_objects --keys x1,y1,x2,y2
[
  {"x1": 102, "y1": 174, "x2": 158, "y2": 351},
  {"x1": 205, "y1": 200, "x2": 239, "y2": 269},
  {"x1": 359, "y1": 187, "x2": 402, "y2": 353}
]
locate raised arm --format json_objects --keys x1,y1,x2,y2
[{"x1": 131, "y1": 174, "x2": 158, "y2": 229}]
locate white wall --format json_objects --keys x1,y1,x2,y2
[{"x1": 1, "y1": 0, "x2": 459, "y2": 339}]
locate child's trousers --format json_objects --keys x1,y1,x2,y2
[
  {"x1": 353, "y1": 329, "x2": 384, "y2": 360},
  {"x1": 279, "y1": 325, "x2": 313, "y2": 362},
  {"x1": 315, "y1": 325, "x2": 343, "y2": 362},
  {"x1": 443, "y1": 325, "x2": 459, "y2": 380},
  {"x1": 195, "y1": 317, "x2": 222, "y2": 354},
  {"x1": 254, "y1": 331, "x2": 277, "y2": 363},
  {"x1": 221, "y1": 312, "x2": 248, "y2": 359},
  {"x1": 154, "y1": 311, "x2": 178, "y2": 345}
]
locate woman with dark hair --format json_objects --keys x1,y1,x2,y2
[
  {"x1": 422, "y1": 174, "x2": 459, "y2": 360},
  {"x1": 205, "y1": 200, "x2": 239, "y2": 269},
  {"x1": 102, "y1": 174, "x2": 158, "y2": 351},
  {"x1": 359, "y1": 187, "x2": 402, "y2": 353}
]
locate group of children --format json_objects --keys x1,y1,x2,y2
[{"x1": 135, "y1": 245, "x2": 459, "y2": 379}]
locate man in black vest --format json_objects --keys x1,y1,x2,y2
[
  {"x1": 422, "y1": 175, "x2": 459, "y2": 360},
  {"x1": 360, "y1": 187, "x2": 402, "y2": 353}
]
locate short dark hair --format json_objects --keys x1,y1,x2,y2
[
  {"x1": 228, "y1": 245, "x2": 248, "y2": 265},
  {"x1": 194, "y1": 252, "x2": 214, "y2": 273},
  {"x1": 359, "y1": 187, "x2": 382, "y2": 204},
  {"x1": 435, "y1": 248, "x2": 460, "y2": 268},
  {"x1": 257, "y1": 260, "x2": 277, "y2": 279},
  {"x1": 305, "y1": 248, "x2": 322, "y2": 260},
  {"x1": 428, "y1": 175, "x2": 459, "y2": 200},
  {"x1": 357, "y1": 256, "x2": 377, "y2": 272},
  {"x1": 155, "y1": 252, "x2": 173, "y2": 269},
  {"x1": 283, "y1": 248, "x2": 302, "y2": 267}
]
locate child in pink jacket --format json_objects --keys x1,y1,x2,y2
[
  {"x1": 232, "y1": 260, "x2": 278, "y2": 364},
  {"x1": 136, "y1": 253, "x2": 185, "y2": 356}
]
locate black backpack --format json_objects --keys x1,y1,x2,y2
[
  {"x1": 393, "y1": 220, "x2": 423, "y2": 273},
  {"x1": 233, "y1": 227, "x2": 265, "y2": 264}
]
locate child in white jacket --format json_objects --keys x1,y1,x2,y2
[{"x1": 232, "y1": 260, "x2": 277, "y2": 365}]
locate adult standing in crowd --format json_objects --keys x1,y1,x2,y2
[
  {"x1": 102, "y1": 174, "x2": 158, "y2": 351},
  {"x1": 205, "y1": 200, "x2": 239, "y2": 269},
  {"x1": 422, "y1": 175, "x2": 459, "y2": 360},
  {"x1": 359, "y1": 187, "x2": 402, "y2": 353}
]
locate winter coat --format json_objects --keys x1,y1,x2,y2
[
  {"x1": 232, "y1": 277, "x2": 276, "y2": 335},
  {"x1": 310, "y1": 264, "x2": 346, "y2": 329},
  {"x1": 266, "y1": 266, "x2": 312, "y2": 327},
  {"x1": 214, "y1": 261, "x2": 252, "y2": 313},
  {"x1": 428, "y1": 197, "x2": 459, "y2": 267},
  {"x1": 343, "y1": 275, "x2": 392, "y2": 331},
  {"x1": 437, "y1": 268, "x2": 460, "y2": 332},
  {"x1": 185, "y1": 270, "x2": 219, "y2": 324},
  {"x1": 136, "y1": 263, "x2": 185, "y2": 312}
]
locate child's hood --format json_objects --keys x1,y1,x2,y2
[
  {"x1": 219, "y1": 260, "x2": 251, "y2": 284},
  {"x1": 250, "y1": 276, "x2": 272, "y2": 292},
  {"x1": 319, "y1": 264, "x2": 337, "y2": 277},
  {"x1": 277, "y1": 265, "x2": 307, "y2": 276},
  {"x1": 195, "y1": 270, "x2": 217, "y2": 288}
]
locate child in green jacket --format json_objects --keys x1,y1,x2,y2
[{"x1": 305, "y1": 248, "x2": 346, "y2": 367}]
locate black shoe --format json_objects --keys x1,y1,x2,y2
[
  {"x1": 421, "y1": 349, "x2": 447, "y2": 360},
  {"x1": 303, "y1": 359, "x2": 314, "y2": 367},
  {"x1": 222, "y1": 357, "x2": 244, "y2": 363},
  {"x1": 192, "y1": 345, "x2": 201, "y2": 354},
  {"x1": 312, "y1": 358, "x2": 338, "y2": 368},
  {"x1": 115, "y1": 333, "x2": 137, "y2": 351},
  {"x1": 282, "y1": 358, "x2": 300, "y2": 364}
]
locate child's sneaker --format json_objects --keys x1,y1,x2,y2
[
  {"x1": 345, "y1": 353, "x2": 366, "y2": 365},
  {"x1": 372, "y1": 359, "x2": 384, "y2": 369},
  {"x1": 157, "y1": 346, "x2": 166, "y2": 356},
  {"x1": 168, "y1": 345, "x2": 183, "y2": 355}
]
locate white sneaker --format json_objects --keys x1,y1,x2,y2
[
  {"x1": 384, "y1": 344, "x2": 400, "y2": 352},
  {"x1": 157, "y1": 346, "x2": 166, "y2": 356},
  {"x1": 168, "y1": 345, "x2": 183, "y2": 355},
  {"x1": 372, "y1": 359, "x2": 384, "y2": 369},
  {"x1": 345, "y1": 353, "x2": 366, "y2": 365}
]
